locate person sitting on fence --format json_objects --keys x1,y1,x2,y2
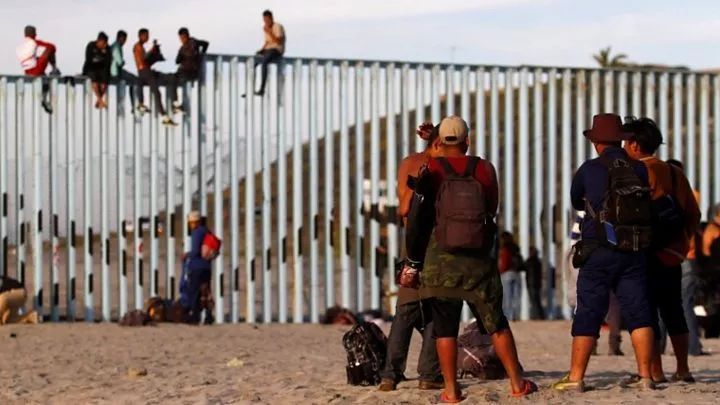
[
  {"x1": 168, "y1": 27, "x2": 209, "y2": 114},
  {"x1": 254, "y1": 9, "x2": 285, "y2": 96},
  {"x1": 180, "y1": 211, "x2": 214, "y2": 324},
  {"x1": 83, "y1": 31, "x2": 112, "y2": 109},
  {"x1": 0, "y1": 276, "x2": 39, "y2": 325},
  {"x1": 110, "y1": 30, "x2": 138, "y2": 109},
  {"x1": 16, "y1": 25, "x2": 60, "y2": 114},
  {"x1": 133, "y1": 28, "x2": 176, "y2": 126}
]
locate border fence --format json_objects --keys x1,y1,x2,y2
[{"x1": 0, "y1": 55, "x2": 718, "y2": 323}]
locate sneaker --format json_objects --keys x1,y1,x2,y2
[
  {"x1": 161, "y1": 115, "x2": 178, "y2": 126},
  {"x1": 135, "y1": 104, "x2": 150, "y2": 115},
  {"x1": 49, "y1": 67, "x2": 61, "y2": 77},
  {"x1": 378, "y1": 378, "x2": 396, "y2": 392},
  {"x1": 620, "y1": 374, "x2": 656, "y2": 390},
  {"x1": 171, "y1": 101, "x2": 185, "y2": 114},
  {"x1": 254, "y1": 90, "x2": 265, "y2": 97},
  {"x1": 552, "y1": 374, "x2": 586, "y2": 392},
  {"x1": 41, "y1": 100, "x2": 53, "y2": 114}
]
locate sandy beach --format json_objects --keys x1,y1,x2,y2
[{"x1": 1, "y1": 320, "x2": 719, "y2": 404}]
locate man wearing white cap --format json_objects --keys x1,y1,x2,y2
[{"x1": 406, "y1": 116, "x2": 536, "y2": 401}]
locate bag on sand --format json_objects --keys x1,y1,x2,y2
[
  {"x1": 343, "y1": 322, "x2": 387, "y2": 386},
  {"x1": 434, "y1": 157, "x2": 490, "y2": 252},
  {"x1": 457, "y1": 322, "x2": 508, "y2": 380},
  {"x1": 201, "y1": 232, "x2": 222, "y2": 260}
]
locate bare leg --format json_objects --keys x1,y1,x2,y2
[
  {"x1": 92, "y1": 82, "x2": 103, "y2": 108},
  {"x1": 630, "y1": 327, "x2": 655, "y2": 379},
  {"x1": 568, "y1": 336, "x2": 595, "y2": 382},
  {"x1": 669, "y1": 333, "x2": 690, "y2": 376},
  {"x1": 436, "y1": 337, "x2": 461, "y2": 401},
  {"x1": 491, "y1": 328, "x2": 525, "y2": 392}
]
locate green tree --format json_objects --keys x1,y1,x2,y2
[{"x1": 593, "y1": 46, "x2": 628, "y2": 68}]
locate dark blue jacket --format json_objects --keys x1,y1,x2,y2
[
  {"x1": 187, "y1": 225, "x2": 212, "y2": 271},
  {"x1": 570, "y1": 146, "x2": 649, "y2": 241}
]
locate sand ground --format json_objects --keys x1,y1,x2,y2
[{"x1": 1, "y1": 320, "x2": 719, "y2": 404}]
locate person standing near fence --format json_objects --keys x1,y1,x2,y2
[
  {"x1": 254, "y1": 9, "x2": 285, "y2": 96},
  {"x1": 524, "y1": 247, "x2": 545, "y2": 320},
  {"x1": 553, "y1": 114, "x2": 656, "y2": 392},
  {"x1": 110, "y1": 30, "x2": 138, "y2": 108},
  {"x1": 378, "y1": 122, "x2": 442, "y2": 392},
  {"x1": 82, "y1": 31, "x2": 111, "y2": 109},
  {"x1": 408, "y1": 116, "x2": 536, "y2": 401},
  {"x1": 623, "y1": 118, "x2": 700, "y2": 384},
  {"x1": 16, "y1": 25, "x2": 60, "y2": 114},
  {"x1": 498, "y1": 232, "x2": 522, "y2": 321},
  {"x1": 133, "y1": 28, "x2": 176, "y2": 126}
]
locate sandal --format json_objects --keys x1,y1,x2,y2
[
  {"x1": 511, "y1": 379, "x2": 538, "y2": 397},
  {"x1": 439, "y1": 391, "x2": 465, "y2": 403},
  {"x1": 670, "y1": 372, "x2": 696, "y2": 383}
]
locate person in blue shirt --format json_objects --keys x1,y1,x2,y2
[
  {"x1": 553, "y1": 114, "x2": 656, "y2": 392},
  {"x1": 181, "y1": 211, "x2": 213, "y2": 324}
]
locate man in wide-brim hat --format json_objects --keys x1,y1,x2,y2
[{"x1": 553, "y1": 113, "x2": 657, "y2": 392}]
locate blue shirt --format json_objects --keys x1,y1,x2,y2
[
  {"x1": 187, "y1": 225, "x2": 212, "y2": 271},
  {"x1": 570, "y1": 146, "x2": 649, "y2": 241}
]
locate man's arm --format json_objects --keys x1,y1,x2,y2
[
  {"x1": 397, "y1": 157, "x2": 413, "y2": 218},
  {"x1": 197, "y1": 39, "x2": 209, "y2": 54},
  {"x1": 570, "y1": 165, "x2": 585, "y2": 210},
  {"x1": 677, "y1": 169, "x2": 701, "y2": 238},
  {"x1": 486, "y1": 161, "x2": 499, "y2": 216}
]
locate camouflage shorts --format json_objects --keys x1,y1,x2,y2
[{"x1": 420, "y1": 238, "x2": 505, "y2": 334}]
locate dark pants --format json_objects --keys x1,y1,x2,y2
[
  {"x1": 572, "y1": 247, "x2": 654, "y2": 337},
  {"x1": 255, "y1": 49, "x2": 282, "y2": 94},
  {"x1": 137, "y1": 68, "x2": 170, "y2": 115},
  {"x1": 682, "y1": 260, "x2": 703, "y2": 355},
  {"x1": 648, "y1": 255, "x2": 689, "y2": 346},
  {"x1": 168, "y1": 70, "x2": 199, "y2": 106},
  {"x1": 110, "y1": 69, "x2": 138, "y2": 108},
  {"x1": 380, "y1": 300, "x2": 441, "y2": 383},
  {"x1": 187, "y1": 267, "x2": 211, "y2": 323},
  {"x1": 527, "y1": 285, "x2": 545, "y2": 320}
]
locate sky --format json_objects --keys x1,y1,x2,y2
[{"x1": 2, "y1": 0, "x2": 720, "y2": 75}]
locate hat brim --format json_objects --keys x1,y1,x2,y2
[{"x1": 583, "y1": 129, "x2": 633, "y2": 142}]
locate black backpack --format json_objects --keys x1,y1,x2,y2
[
  {"x1": 434, "y1": 157, "x2": 490, "y2": 252},
  {"x1": 343, "y1": 322, "x2": 387, "y2": 386},
  {"x1": 651, "y1": 163, "x2": 685, "y2": 248},
  {"x1": 589, "y1": 156, "x2": 653, "y2": 252}
]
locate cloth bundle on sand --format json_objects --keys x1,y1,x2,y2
[
  {"x1": 457, "y1": 321, "x2": 509, "y2": 380},
  {"x1": 119, "y1": 298, "x2": 189, "y2": 327}
]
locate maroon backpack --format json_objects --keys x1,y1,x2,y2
[{"x1": 434, "y1": 157, "x2": 489, "y2": 251}]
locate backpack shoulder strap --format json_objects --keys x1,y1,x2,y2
[
  {"x1": 435, "y1": 157, "x2": 458, "y2": 176},
  {"x1": 463, "y1": 157, "x2": 480, "y2": 177}
]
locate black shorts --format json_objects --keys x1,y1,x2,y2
[
  {"x1": 427, "y1": 297, "x2": 509, "y2": 338},
  {"x1": 647, "y1": 255, "x2": 688, "y2": 337}
]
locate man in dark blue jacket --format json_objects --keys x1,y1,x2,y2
[
  {"x1": 553, "y1": 114, "x2": 656, "y2": 392},
  {"x1": 182, "y1": 211, "x2": 213, "y2": 324}
]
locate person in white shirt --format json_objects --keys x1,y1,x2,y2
[
  {"x1": 254, "y1": 9, "x2": 285, "y2": 96},
  {"x1": 15, "y1": 25, "x2": 60, "y2": 113}
]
